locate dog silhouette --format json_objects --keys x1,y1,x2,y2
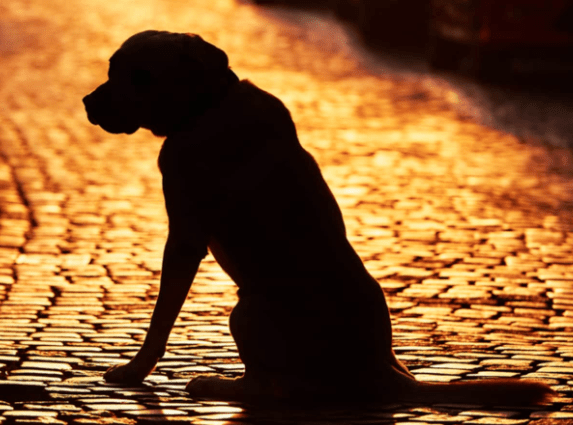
[{"x1": 83, "y1": 30, "x2": 555, "y2": 404}]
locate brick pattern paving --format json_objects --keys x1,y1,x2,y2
[{"x1": 0, "y1": 0, "x2": 572, "y2": 423}]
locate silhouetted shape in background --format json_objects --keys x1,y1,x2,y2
[{"x1": 83, "y1": 30, "x2": 555, "y2": 404}]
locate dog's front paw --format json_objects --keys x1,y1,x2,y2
[{"x1": 104, "y1": 358, "x2": 156, "y2": 385}]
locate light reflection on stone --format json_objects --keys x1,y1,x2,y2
[{"x1": 0, "y1": 0, "x2": 572, "y2": 420}]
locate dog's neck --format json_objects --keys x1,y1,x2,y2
[
  {"x1": 210, "y1": 68, "x2": 240, "y2": 100},
  {"x1": 176, "y1": 69, "x2": 240, "y2": 132},
  {"x1": 223, "y1": 69, "x2": 240, "y2": 88}
]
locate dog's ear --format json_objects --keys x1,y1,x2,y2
[
  {"x1": 179, "y1": 33, "x2": 238, "y2": 111},
  {"x1": 181, "y1": 34, "x2": 229, "y2": 76}
]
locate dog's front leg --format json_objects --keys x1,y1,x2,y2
[{"x1": 104, "y1": 236, "x2": 204, "y2": 384}]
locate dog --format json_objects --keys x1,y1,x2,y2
[{"x1": 83, "y1": 30, "x2": 555, "y2": 404}]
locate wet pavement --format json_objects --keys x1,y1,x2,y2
[{"x1": 0, "y1": 0, "x2": 573, "y2": 423}]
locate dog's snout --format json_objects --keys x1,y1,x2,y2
[
  {"x1": 83, "y1": 94, "x2": 99, "y2": 125},
  {"x1": 83, "y1": 90, "x2": 99, "y2": 109},
  {"x1": 82, "y1": 91, "x2": 96, "y2": 110},
  {"x1": 82, "y1": 94, "x2": 92, "y2": 113}
]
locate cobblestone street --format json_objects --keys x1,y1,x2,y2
[{"x1": 1, "y1": 0, "x2": 573, "y2": 423}]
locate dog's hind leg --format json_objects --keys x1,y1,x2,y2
[
  {"x1": 187, "y1": 294, "x2": 317, "y2": 400},
  {"x1": 229, "y1": 295, "x2": 295, "y2": 377}
]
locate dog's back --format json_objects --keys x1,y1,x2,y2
[
  {"x1": 164, "y1": 80, "x2": 556, "y2": 405},
  {"x1": 166, "y1": 80, "x2": 370, "y2": 295}
]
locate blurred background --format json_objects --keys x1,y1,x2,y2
[
  {"x1": 251, "y1": 0, "x2": 573, "y2": 148},
  {"x1": 0, "y1": 0, "x2": 572, "y2": 421},
  {"x1": 257, "y1": 0, "x2": 573, "y2": 80}
]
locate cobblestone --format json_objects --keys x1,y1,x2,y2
[{"x1": 0, "y1": 0, "x2": 573, "y2": 423}]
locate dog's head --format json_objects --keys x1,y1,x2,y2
[{"x1": 83, "y1": 30, "x2": 238, "y2": 137}]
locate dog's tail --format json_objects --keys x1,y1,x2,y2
[
  {"x1": 408, "y1": 378, "x2": 556, "y2": 406},
  {"x1": 385, "y1": 366, "x2": 556, "y2": 406}
]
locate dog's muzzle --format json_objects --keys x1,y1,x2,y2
[
  {"x1": 82, "y1": 94, "x2": 100, "y2": 126},
  {"x1": 83, "y1": 91, "x2": 140, "y2": 135}
]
